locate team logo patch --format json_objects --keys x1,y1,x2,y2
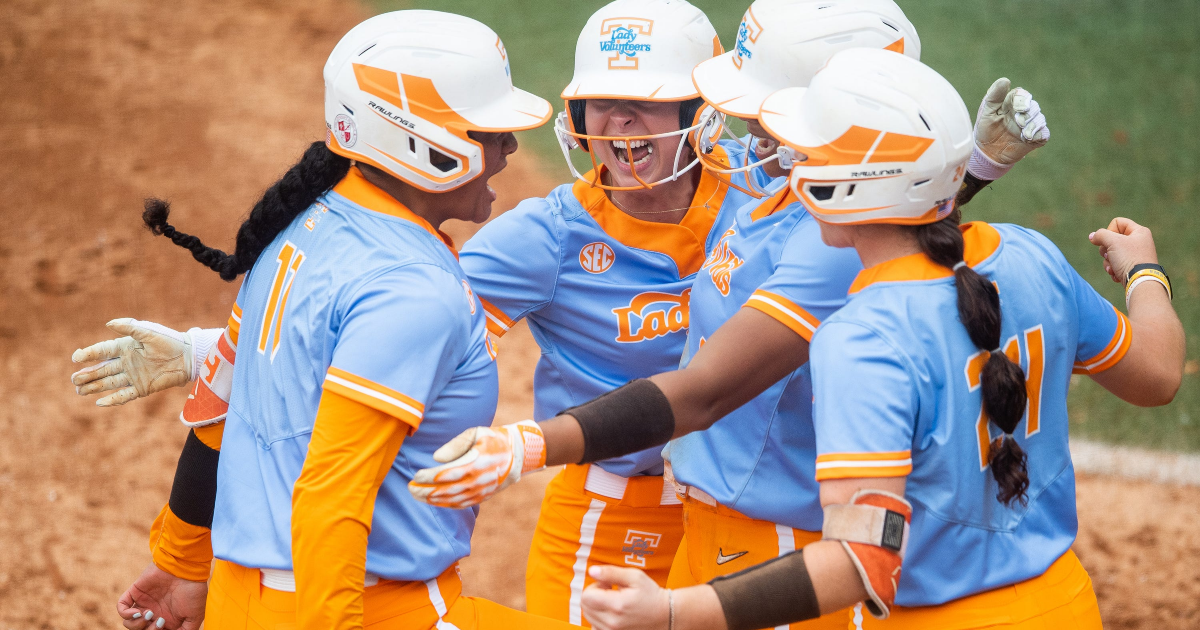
[
  {"x1": 622, "y1": 530, "x2": 662, "y2": 568},
  {"x1": 732, "y1": 9, "x2": 763, "y2": 69},
  {"x1": 702, "y1": 228, "x2": 743, "y2": 296},
  {"x1": 333, "y1": 114, "x2": 357, "y2": 148},
  {"x1": 613, "y1": 289, "x2": 689, "y2": 343},
  {"x1": 600, "y1": 18, "x2": 653, "y2": 70},
  {"x1": 579, "y1": 242, "x2": 616, "y2": 274}
]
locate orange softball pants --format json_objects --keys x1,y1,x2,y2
[
  {"x1": 851, "y1": 549, "x2": 1102, "y2": 629},
  {"x1": 203, "y1": 558, "x2": 576, "y2": 630},
  {"x1": 666, "y1": 487, "x2": 848, "y2": 630},
  {"x1": 525, "y1": 464, "x2": 685, "y2": 627}
]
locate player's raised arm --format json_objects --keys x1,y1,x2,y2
[
  {"x1": 957, "y1": 78, "x2": 1050, "y2": 206},
  {"x1": 1084, "y1": 217, "x2": 1184, "y2": 405}
]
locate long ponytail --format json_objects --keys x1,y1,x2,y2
[
  {"x1": 913, "y1": 211, "x2": 1030, "y2": 506},
  {"x1": 143, "y1": 141, "x2": 351, "y2": 281}
]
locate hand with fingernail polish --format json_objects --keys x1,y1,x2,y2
[{"x1": 117, "y1": 564, "x2": 208, "y2": 630}]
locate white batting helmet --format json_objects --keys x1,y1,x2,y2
[
  {"x1": 692, "y1": 0, "x2": 920, "y2": 194},
  {"x1": 554, "y1": 0, "x2": 727, "y2": 190},
  {"x1": 324, "y1": 11, "x2": 552, "y2": 192},
  {"x1": 760, "y1": 48, "x2": 972, "y2": 225}
]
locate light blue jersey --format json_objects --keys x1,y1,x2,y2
[
  {"x1": 212, "y1": 167, "x2": 499, "y2": 581},
  {"x1": 461, "y1": 141, "x2": 762, "y2": 477},
  {"x1": 810, "y1": 222, "x2": 1129, "y2": 606},
  {"x1": 668, "y1": 182, "x2": 861, "y2": 530}
]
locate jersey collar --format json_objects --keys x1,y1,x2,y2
[
  {"x1": 571, "y1": 146, "x2": 731, "y2": 278},
  {"x1": 848, "y1": 222, "x2": 1002, "y2": 294},
  {"x1": 332, "y1": 166, "x2": 458, "y2": 256},
  {"x1": 749, "y1": 180, "x2": 798, "y2": 222}
]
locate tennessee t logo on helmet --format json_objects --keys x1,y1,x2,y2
[{"x1": 555, "y1": 0, "x2": 726, "y2": 191}]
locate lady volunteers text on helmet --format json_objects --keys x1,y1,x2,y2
[
  {"x1": 554, "y1": 0, "x2": 726, "y2": 190},
  {"x1": 324, "y1": 10, "x2": 552, "y2": 192},
  {"x1": 760, "y1": 47, "x2": 972, "y2": 225},
  {"x1": 692, "y1": 0, "x2": 920, "y2": 191}
]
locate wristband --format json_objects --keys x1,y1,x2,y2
[
  {"x1": 1125, "y1": 263, "x2": 1171, "y2": 307},
  {"x1": 562, "y1": 379, "x2": 675, "y2": 464},
  {"x1": 709, "y1": 550, "x2": 820, "y2": 630}
]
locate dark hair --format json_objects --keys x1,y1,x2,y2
[
  {"x1": 913, "y1": 210, "x2": 1029, "y2": 506},
  {"x1": 567, "y1": 97, "x2": 705, "y2": 151},
  {"x1": 143, "y1": 141, "x2": 351, "y2": 281}
]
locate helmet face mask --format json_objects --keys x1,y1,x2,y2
[
  {"x1": 760, "y1": 48, "x2": 972, "y2": 226},
  {"x1": 555, "y1": 99, "x2": 724, "y2": 191},
  {"x1": 323, "y1": 11, "x2": 551, "y2": 193},
  {"x1": 555, "y1": 0, "x2": 724, "y2": 191}
]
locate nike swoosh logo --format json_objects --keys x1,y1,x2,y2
[{"x1": 715, "y1": 549, "x2": 748, "y2": 565}]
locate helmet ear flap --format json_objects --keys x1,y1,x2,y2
[{"x1": 568, "y1": 100, "x2": 589, "y2": 151}]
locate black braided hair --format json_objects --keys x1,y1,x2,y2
[
  {"x1": 143, "y1": 141, "x2": 351, "y2": 281},
  {"x1": 912, "y1": 210, "x2": 1030, "y2": 506},
  {"x1": 567, "y1": 98, "x2": 705, "y2": 151}
]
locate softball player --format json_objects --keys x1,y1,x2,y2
[
  {"x1": 80, "y1": 11, "x2": 585, "y2": 630},
  {"x1": 75, "y1": 2, "x2": 763, "y2": 625},
  {"x1": 574, "y1": 48, "x2": 1184, "y2": 630},
  {"x1": 409, "y1": 3, "x2": 1049, "y2": 629}
]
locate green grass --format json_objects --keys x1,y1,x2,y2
[{"x1": 377, "y1": 0, "x2": 1200, "y2": 451}]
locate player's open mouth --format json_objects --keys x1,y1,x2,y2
[
  {"x1": 755, "y1": 136, "x2": 778, "y2": 160},
  {"x1": 611, "y1": 139, "x2": 653, "y2": 168},
  {"x1": 486, "y1": 184, "x2": 497, "y2": 202}
]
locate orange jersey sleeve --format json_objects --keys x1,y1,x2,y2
[
  {"x1": 291, "y1": 389, "x2": 410, "y2": 630},
  {"x1": 147, "y1": 421, "x2": 225, "y2": 581}
]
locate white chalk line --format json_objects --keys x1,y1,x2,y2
[{"x1": 1071, "y1": 438, "x2": 1200, "y2": 487}]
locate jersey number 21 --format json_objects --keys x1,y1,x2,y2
[{"x1": 964, "y1": 325, "x2": 1045, "y2": 471}]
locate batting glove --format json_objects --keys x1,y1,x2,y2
[
  {"x1": 408, "y1": 420, "x2": 546, "y2": 508},
  {"x1": 70, "y1": 319, "x2": 220, "y2": 407},
  {"x1": 968, "y1": 78, "x2": 1050, "y2": 180}
]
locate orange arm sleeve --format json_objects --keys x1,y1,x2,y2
[
  {"x1": 147, "y1": 422, "x2": 225, "y2": 581},
  {"x1": 291, "y1": 389, "x2": 413, "y2": 630}
]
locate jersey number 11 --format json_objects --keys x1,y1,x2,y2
[{"x1": 258, "y1": 241, "x2": 306, "y2": 361}]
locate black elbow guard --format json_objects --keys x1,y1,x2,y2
[
  {"x1": 168, "y1": 430, "x2": 220, "y2": 528},
  {"x1": 709, "y1": 550, "x2": 821, "y2": 630},
  {"x1": 562, "y1": 379, "x2": 675, "y2": 464}
]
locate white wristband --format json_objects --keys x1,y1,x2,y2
[
  {"x1": 1125, "y1": 275, "x2": 1170, "y2": 309},
  {"x1": 187, "y1": 327, "x2": 224, "y2": 381},
  {"x1": 966, "y1": 144, "x2": 1012, "y2": 181}
]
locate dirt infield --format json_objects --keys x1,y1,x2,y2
[{"x1": 0, "y1": 0, "x2": 1196, "y2": 628}]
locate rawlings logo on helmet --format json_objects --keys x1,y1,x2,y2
[{"x1": 600, "y1": 18, "x2": 654, "y2": 70}]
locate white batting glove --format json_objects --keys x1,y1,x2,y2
[
  {"x1": 968, "y1": 78, "x2": 1050, "y2": 180},
  {"x1": 70, "y1": 319, "x2": 219, "y2": 407},
  {"x1": 408, "y1": 420, "x2": 547, "y2": 508}
]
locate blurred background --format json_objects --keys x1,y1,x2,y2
[{"x1": 0, "y1": 0, "x2": 1196, "y2": 628}]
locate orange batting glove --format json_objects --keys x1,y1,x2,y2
[{"x1": 408, "y1": 420, "x2": 546, "y2": 508}]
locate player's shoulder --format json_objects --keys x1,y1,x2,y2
[
  {"x1": 812, "y1": 315, "x2": 909, "y2": 368},
  {"x1": 343, "y1": 260, "x2": 473, "y2": 323},
  {"x1": 989, "y1": 222, "x2": 1072, "y2": 273}
]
